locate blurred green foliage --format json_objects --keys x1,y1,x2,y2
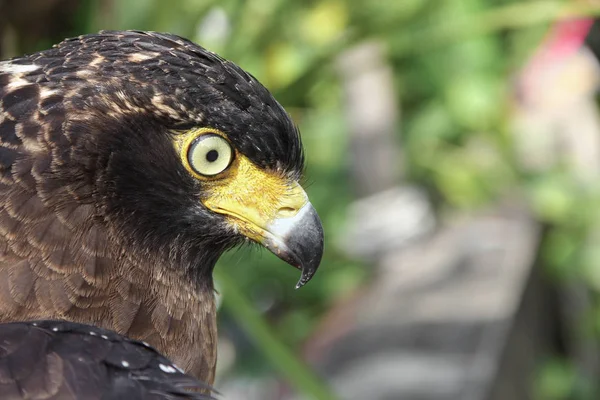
[{"x1": 7, "y1": 0, "x2": 600, "y2": 398}]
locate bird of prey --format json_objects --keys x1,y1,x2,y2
[{"x1": 0, "y1": 30, "x2": 324, "y2": 397}]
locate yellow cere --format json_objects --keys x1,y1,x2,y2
[{"x1": 173, "y1": 128, "x2": 308, "y2": 243}]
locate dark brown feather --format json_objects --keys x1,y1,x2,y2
[{"x1": 0, "y1": 320, "x2": 215, "y2": 399}]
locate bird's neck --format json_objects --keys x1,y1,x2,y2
[
  {"x1": 118, "y1": 263, "x2": 219, "y2": 383},
  {"x1": 94, "y1": 261, "x2": 219, "y2": 383}
]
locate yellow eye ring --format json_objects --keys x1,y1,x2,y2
[{"x1": 179, "y1": 128, "x2": 234, "y2": 178}]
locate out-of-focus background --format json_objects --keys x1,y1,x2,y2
[{"x1": 4, "y1": 0, "x2": 600, "y2": 399}]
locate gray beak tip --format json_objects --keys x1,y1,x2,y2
[{"x1": 264, "y1": 202, "x2": 324, "y2": 289}]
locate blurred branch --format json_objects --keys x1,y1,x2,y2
[
  {"x1": 223, "y1": 0, "x2": 288, "y2": 59},
  {"x1": 215, "y1": 270, "x2": 338, "y2": 400},
  {"x1": 273, "y1": 33, "x2": 352, "y2": 103},
  {"x1": 277, "y1": 1, "x2": 600, "y2": 104},
  {"x1": 392, "y1": 1, "x2": 600, "y2": 56}
]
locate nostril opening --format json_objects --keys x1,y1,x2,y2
[{"x1": 277, "y1": 207, "x2": 296, "y2": 218}]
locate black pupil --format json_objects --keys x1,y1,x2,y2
[{"x1": 206, "y1": 149, "x2": 219, "y2": 162}]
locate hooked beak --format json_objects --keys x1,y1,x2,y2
[{"x1": 261, "y1": 202, "x2": 324, "y2": 288}]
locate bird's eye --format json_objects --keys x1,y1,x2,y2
[{"x1": 187, "y1": 134, "x2": 233, "y2": 176}]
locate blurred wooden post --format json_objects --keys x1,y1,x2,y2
[
  {"x1": 335, "y1": 42, "x2": 435, "y2": 262},
  {"x1": 336, "y1": 42, "x2": 401, "y2": 197},
  {"x1": 513, "y1": 21, "x2": 600, "y2": 386}
]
